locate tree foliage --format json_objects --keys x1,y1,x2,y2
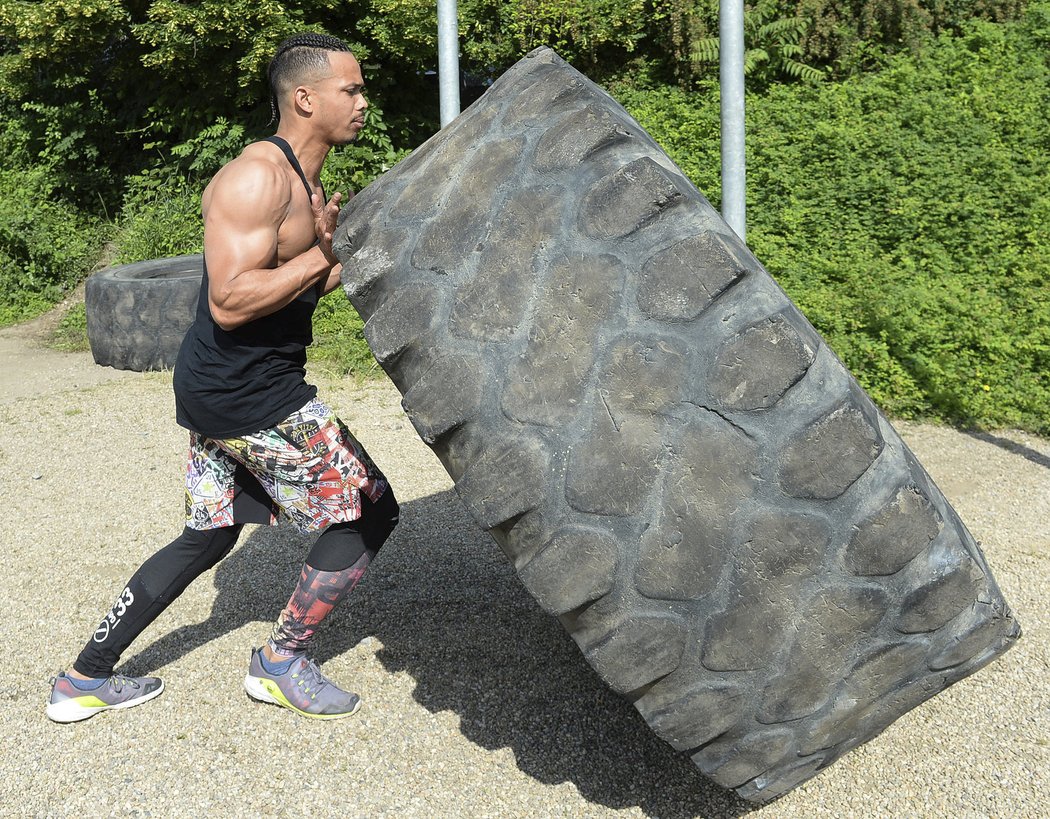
[
  {"x1": 0, "y1": 0, "x2": 420, "y2": 201},
  {"x1": 689, "y1": 0, "x2": 825, "y2": 85},
  {"x1": 793, "y1": 0, "x2": 1028, "y2": 74},
  {"x1": 654, "y1": 0, "x2": 1027, "y2": 85},
  {"x1": 359, "y1": 0, "x2": 649, "y2": 66}
]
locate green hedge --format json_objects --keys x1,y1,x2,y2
[
  {"x1": 615, "y1": 6, "x2": 1049, "y2": 433},
  {"x1": 0, "y1": 122, "x2": 113, "y2": 325}
]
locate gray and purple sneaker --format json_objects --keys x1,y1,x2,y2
[
  {"x1": 243, "y1": 648, "x2": 362, "y2": 720},
  {"x1": 46, "y1": 672, "x2": 164, "y2": 723}
]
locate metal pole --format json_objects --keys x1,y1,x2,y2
[
  {"x1": 437, "y1": 0, "x2": 461, "y2": 127},
  {"x1": 720, "y1": 0, "x2": 746, "y2": 242}
]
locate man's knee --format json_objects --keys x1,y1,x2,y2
[
  {"x1": 364, "y1": 488, "x2": 399, "y2": 551},
  {"x1": 180, "y1": 524, "x2": 243, "y2": 564},
  {"x1": 307, "y1": 522, "x2": 366, "y2": 572}
]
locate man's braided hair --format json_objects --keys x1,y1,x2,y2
[{"x1": 268, "y1": 33, "x2": 352, "y2": 122}]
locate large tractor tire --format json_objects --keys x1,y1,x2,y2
[
  {"x1": 85, "y1": 255, "x2": 202, "y2": 371},
  {"x1": 332, "y1": 48, "x2": 1019, "y2": 801}
]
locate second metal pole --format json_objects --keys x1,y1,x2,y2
[
  {"x1": 437, "y1": 0, "x2": 461, "y2": 127},
  {"x1": 720, "y1": 0, "x2": 746, "y2": 242}
]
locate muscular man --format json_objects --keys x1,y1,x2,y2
[{"x1": 47, "y1": 33, "x2": 398, "y2": 722}]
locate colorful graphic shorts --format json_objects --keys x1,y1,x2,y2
[{"x1": 185, "y1": 397, "x2": 388, "y2": 533}]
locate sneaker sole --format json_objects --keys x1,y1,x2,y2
[
  {"x1": 46, "y1": 680, "x2": 165, "y2": 724},
  {"x1": 243, "y1": 674, "x2": 362, "y2": 720}
]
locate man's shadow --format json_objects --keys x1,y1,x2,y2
[{"x1": 123, "y1": 489, "x2": 752, "y2": 818}]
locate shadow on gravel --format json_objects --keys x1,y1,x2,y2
[
  {"x1": 123, "y1": 489, "x2": 752, "y2": 818},
  {"x1": 963, "y1": 429, "x2": 1050, "y2": 470}
]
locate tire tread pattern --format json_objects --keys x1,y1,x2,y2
[
  {"x1": 85, "y1": 255, "x2": 203, "y2": 372},
  {"x1": 333, "y1": 48, "x2": 1019, "y2": 802}
]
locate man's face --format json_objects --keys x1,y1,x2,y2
[{"x1": 309, "y1": 51, "x2": 369, "y2": 145}]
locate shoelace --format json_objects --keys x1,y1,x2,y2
[
  {"x1": 108, "y1": 675, "x2": 141, "y2": 694},
  {"x1": 291, "y1": 658, "x2": 328, "y2": 695}
]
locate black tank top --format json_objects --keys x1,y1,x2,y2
[{"x1": 173, "y1": 136, "x2": 324, "y2": 438}]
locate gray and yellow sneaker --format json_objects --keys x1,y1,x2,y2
[
  {"x1": 243, "y1": 647, "x2": 362, "y2": 720},
  {"x1": 46, "y1": 672, "x2": 164, "y2": 723}
]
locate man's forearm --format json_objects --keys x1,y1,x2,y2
[
  {"x1": 322, "y1": 263, "x2": 344, "y2": 296},
  {"x1": 211, "y1": 245, "x2": 334, "y2": 330}
]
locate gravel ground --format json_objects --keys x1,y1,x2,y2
[{"x1": 0, "y1": 337, "x2": 1046, "y2": 818}]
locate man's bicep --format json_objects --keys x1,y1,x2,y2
[
  {"x1": 203, "y1": 164, "x2": 287, "y2": 298},
  {"x1": 204, "y1": 219, "x2": 280, "y2": 301}
]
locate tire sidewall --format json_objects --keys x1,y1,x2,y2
[{"x1": 85, "y1": 254, "x2": 203, "y2": 372}]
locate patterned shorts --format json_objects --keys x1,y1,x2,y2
[{"x1": 185, "y1": 397, "x2": 388, "y2": 533}]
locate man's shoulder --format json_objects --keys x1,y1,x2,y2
[
  {"x1": 220, "y1": 142, "x2": 289, "y2": 181},
  {"x1": 205, "y1": 143, "x2": 292, "y2": 206},
  {"x1": 239, "y1": 139, "x2": 287, "y2": 164}
]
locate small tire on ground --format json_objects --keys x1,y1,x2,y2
[
  {"x1": 85, "y1": 255, "x2": 203, "y2": 371},
  {"x1": 333, "y1": 49, "x2": 1019, "y2": 802}
]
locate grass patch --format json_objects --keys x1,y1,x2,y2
[
  {"x1": 50, "y1": 302, "x2": 91, "y2": 353},
  {"x1": 307, "y1": 295, "x2": 382, "y2": 379}
]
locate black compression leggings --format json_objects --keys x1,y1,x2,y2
[{"x1": 74, "y1": 490, "x2": 399, "y2": 678}]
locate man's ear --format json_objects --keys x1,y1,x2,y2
[{"x1": 293, "y1": 85, "x2": 314, "y2": 114}]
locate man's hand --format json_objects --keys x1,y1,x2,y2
[{"x1": 313, "y1": 191, "x2": 343, "y2": 264}]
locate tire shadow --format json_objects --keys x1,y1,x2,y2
[{"x1": 124, "y1": 488, "x2": 752, "y2": 818}]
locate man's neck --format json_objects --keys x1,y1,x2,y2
[{"x1": 273, "y1": 128, "x2": 332, "y2": 183}]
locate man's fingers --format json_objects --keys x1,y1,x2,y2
[
  {"x1": 314, "y1": 193, "x2": 342, "y2": 251},
  {"x1": 312, "y1": 192, "x2": 342, "y2": 211},
  {"x1": 317, "y1": 193, "x2": 342, "y2": 229},
  {"x1": 325, "y1": 192, "x2": 343, "y2": 215}
]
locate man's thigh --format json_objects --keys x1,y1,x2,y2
[
  {"x1": 215, "y1": 397, "x2": 389, "y2": 533},
  {"x1": 185, "y1": 433, "x2": 276, "y2": 530}
]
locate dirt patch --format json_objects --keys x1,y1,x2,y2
[
  {"x1": 1, "y1": 281, "x2": 87, "y2": 345},
  {"x1": 0, "y1": 290, "x2": 133, "y2": 404}
]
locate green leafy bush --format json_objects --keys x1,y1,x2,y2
[
  {"x1": 115, "y1": 174, "x2": 205, "y2": 264},
  {"x1": 617, "y1": 5, "x2": 1049, "y2": 433}
]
